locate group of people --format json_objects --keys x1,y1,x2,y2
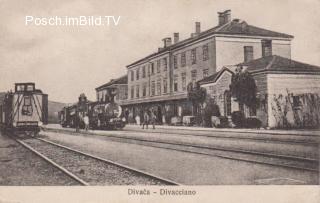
[
  {"x1": 75, "y1": 113, "x2": 89, "y2": 132},
  {"x1": 141, "y1": 109, "x2": 157, "y2": 129}
]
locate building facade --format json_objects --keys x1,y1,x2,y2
[
  {"x1": 122, "y1": 10, "x2": 294, "y2": 124},
  {"x1": 199, "y1": 55, "x2": 320, "y2": 128},
  {"x1": 95, "y1": 75, "x2": 128, "y2": 103}
]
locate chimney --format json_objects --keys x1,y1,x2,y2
[
  {"x1": 162, "y1": 37, "x2": 172, "y2": 48},
  {"x1": 195, "y1": 22, "x2": 201, "y2": 34},
  {"x1": 218, "y1": 10, "x2": 231, "y2": 26},
  {"x1": 173, "y1": 33, "x2": 179, "y2": 43}
]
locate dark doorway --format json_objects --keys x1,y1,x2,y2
[{"x1": 157, "y1": 105, "x2": 162, "y2": 124}]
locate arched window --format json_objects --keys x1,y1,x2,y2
[{"x1": 224, "y1": 90, "x2": 231, "y2": 116}]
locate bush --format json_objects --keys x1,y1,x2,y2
[
  {"x1": 231, "y1": 111, "x2": 245, "y2": 127},
  {"x1": 211, "y1": 116, "x2": 220, "y2": 128},
  {"x1": 244, "y1": 117, "x2": 262, "y2": 128},
  {"x1": 219, "y1": 116, "x2": 229, "y2": 128}
]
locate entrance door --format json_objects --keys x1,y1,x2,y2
[
  {"x1": 224, "y1": 90, "x2": 231, "y2": 116},
  {"x1": 157, "y1": 105, "x2": 162, "y2": 124}
]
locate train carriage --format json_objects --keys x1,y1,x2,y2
[{"x1": 0, "y1": 83, "x2": 48, "y2": 136}]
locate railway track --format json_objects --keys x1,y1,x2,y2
[
  {"x1": 11, "y1": 136, "x2": 180, "y2": 186},
  {"x1": 43, "y1": 129, "x2": 319, "y2": 173},
  {"x1": 95, "y1": 134, "x2": 319, "y2": 172}
]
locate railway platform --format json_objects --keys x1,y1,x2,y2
[
  {"x1": 124, "y1": 124, "x2": 320, "y2": 136},
  {"x1": 46, "y1": 123, "x2": 320, "y2": 137}
]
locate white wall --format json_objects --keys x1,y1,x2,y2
[
  {"x1": 215, "y1": 36, "x2": 292, "y2": 72},
  {"x1": 272, "y1": 40, "x2": 291, "y2": 59},
  {"x1": 267, "y1": 73, "x2": 320, "y2": 128},
  {"x1": 268, "y1": 74, "x2": 320, "y2": 95}
]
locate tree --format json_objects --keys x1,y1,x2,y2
[
  {"x1": 229, "y1": 66, "x2": 257, "y2": 109},
  {"x1": 202, "y1": 97, "x2": 220, "y2": 127},
  {"x1": 187, "y1": 82, "x2": 206, "y2": 117}
]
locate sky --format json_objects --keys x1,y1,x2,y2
[{"x1": 0, "y1": 0, "x2": 319, "y2": 103}]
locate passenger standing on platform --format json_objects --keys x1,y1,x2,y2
[
  {"x1": 150, "y1": 110, "x2": 156, "y2": 129},
  {"x1": 142, "y1": 110, "x2": 150, "y2": 129},
  {"x1": 83, "y1": 114, "x2": 89, "y2": 131}
]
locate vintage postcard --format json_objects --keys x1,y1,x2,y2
[{"x1": 0, "y1": 0, "x2": 319, "y2": 202}]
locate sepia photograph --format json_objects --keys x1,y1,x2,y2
[{"x1": 0, "y1": 0, "x2": 319, "y2": 202}]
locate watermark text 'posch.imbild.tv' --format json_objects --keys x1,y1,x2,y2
[{"x1": 25, "y1": 16, "x2": 121, "y2": 26}]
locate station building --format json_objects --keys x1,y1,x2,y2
[
  {"x1": 95, "y1": 75, "x2": 128, "y2": 103},
  {"x1": 199, "y1": 55, "x2": 320, "y2": 128},
  {"x1": 121, "y1": 10, "x2": 295, "y2": 124}
]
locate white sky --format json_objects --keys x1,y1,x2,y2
[{"x1": 0, "y1": 0, "x2": 319, "y2": 103}]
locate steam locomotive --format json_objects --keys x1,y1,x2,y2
[
  {"x1": 0, "y1": 83, "x2": 48, "y2": 136},
  {"x1": 59, "y1": 94, "x2": 125, "y2": 130}
]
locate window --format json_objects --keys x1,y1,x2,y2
[
  {"x1": 173, "y1": 75, "x2": 178, "y2": 92},
  {"x1": 131, "y1": 71, "x2": 134, "y2": 81},
  {"x1": 142, "y1": 66, "x2": 146, "y2": 78},
  {"x1": 98, "y1": 91, "x2": 102, "y2": 101},
  {"x1": 26, "y1": 84, "x2": 35, "y2": 91},
  {"x1": 174, "y1": 55, "x2": 178, "y2": 69},
  {"x1": 151, "y1": 63, "x2": 154, "y2": 75},
  {"x1": 163, "y1": 58, "x2": 167, "y2": 71},
  {"x1": 157, "y1": 79, "x2": 161, "y2": 95},
  {"x1": 203, "y1": 69, "x2": 209, "y2": 78},
  {"x1": 124, "y1": 87, "x2": 128, "y2": 99},
  {"x1": 16, "y1": 85, "x2": 25, "y2": 91},
  {"x1": 157, "y1": 60, "x2": 160, "y2": 73},
  {"x1": 24, "y1": 96, "x2": 31, "y2": 105},
  {"x1": 293, "y1": 96, "x2": 302, "y2": 109},
  {"x1": 181, "y1": 52, "x2": 186, "y2": 67},
  {"x1": 136, "y1": 68, "x2": 140, "y2": 80},
  {"x1": 191, "y1": 70, "x2": 197, "y2": 83},
  {"x1": 249, "y1": 106, "x2": 257, "y2": 116},
  {"x1": 203, "y1": 44, "x2": 209, "y2": 61},
  {"x1": 181, "y1": 72, "x2": 187, "y2": 91},
  {"x1": 131, "y1": 86, "x2": 134, "y2": 99},
  {"x1": 163, "y1": 78, "x2": 168, "y2": 94},
  {"x1": 191, "y1": 48, "x2": 197, "y2": 64},
  {"x1": 151, "y1": 81, "x2": 155, "y2": 96},
  {"x1": 142, "y1": 83, "x2": 147, "y2": 97},
  {"x1": 262, "y1": 40, "x2": 272, "y2": 57},
  {"x1": 22, "y1": 96, "x2": 33, "y2": 116},
  {"x1": 244, "y1": 46, "x2": 253, "y2": 62},
  {"x1": 136, "y1": 85, "x2": 140, "y2": 98}
]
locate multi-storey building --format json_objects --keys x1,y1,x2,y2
[
  {"x1": 122, "y1": 10, "x2": 294, "y2": 124},
  {"x1": 95, "y1": 75, "x2": 128, "y2": 103}
]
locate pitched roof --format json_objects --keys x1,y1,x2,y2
[
  {"x1": 198, "y1": 68, "x2": 233, "y2": 85},
  {"x1": 127, "y1": 19, "x2": 293, "y2": 67},
  {"x1": 96, "y1": 75, "x2": 128, "y2": 90},
  {"x1": 199, "y1": 55, "x2": 320, "y2": 85},
  {"x1": 238, "y1": 55, "x2": 320, "y2": 72},
  {"x1": 213, "y1": 20, "x2": 293, "y2": 38}
]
